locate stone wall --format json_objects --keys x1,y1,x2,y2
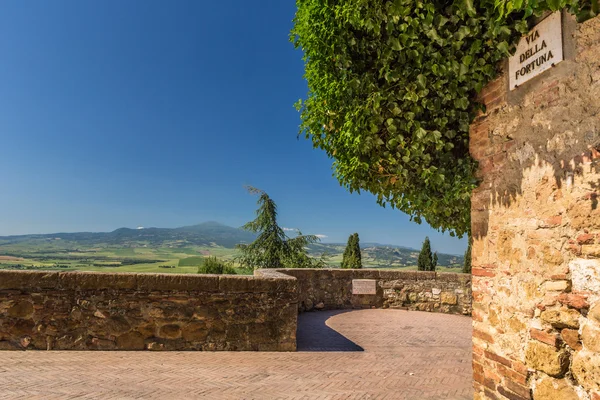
[
  {"x1": 0, "y1": 268, "x2": 471, "y2": 352},
  {"x1": 470, "y1": 13, "x2": 600, "y2": 400},
  {"x1": 0, "y1": 270, "x2": 297, "y2": 351},
  {"x1": 257, "y1": 269, "x2": 472, "y2": 315}
]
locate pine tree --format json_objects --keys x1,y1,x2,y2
[
  {"x1": 463, "y1": 238, "x2": 472, "y2": 274},
  {"x1": 432, "y1": 252, "x2": 438, "y2": 271},
  {"x1": 417, "y1": 237, "x2": 433, "y2": 271},
  {"x1": 341, "y1": 233, "x2": 362, "y2": 269},
  {"x1": 236, "y1": 187, "x2": 324, "y2": 269}
]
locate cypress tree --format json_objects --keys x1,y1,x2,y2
[
  {"x1": 352, "y1": 233, "x2": 362, "y2": 269},
  {"x1": 417, "y1": 237, "x2": 433, "y2": 271},
  {"x1": 432, "y1": 252, "x2": 438, "y2": 271},
  {"x1": 463, "y1": 238, "x2": 472, "y2": 274},
  {"x1": 341, "y1": 233, "x2": 362, "y2": 269}
]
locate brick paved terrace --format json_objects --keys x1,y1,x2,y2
[{"x1": 0, "y1": 309, "x2": 472, "y2": 399}]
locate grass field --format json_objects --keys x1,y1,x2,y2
[{"x1": 0, "y1": 244, "x2": 251, "y2": 274}]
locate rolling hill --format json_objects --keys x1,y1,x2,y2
[{"x1": 0, "y1": 222, "x2": 464, "y2": 269}]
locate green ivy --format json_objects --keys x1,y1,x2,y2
[{"x1": 291, "y1": 0, "x2": 593, "y2": 237}]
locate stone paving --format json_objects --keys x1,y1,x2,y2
[{"x1": 0, "y1": 309, "x2": 473, "y2": 399}]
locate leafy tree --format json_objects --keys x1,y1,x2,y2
[
  {"x1": 198, "y1": 257, "x2": 236, "y2": 275},
  {"x1": 418, "y1": 237, "x2": 436, "y2": 271},
  {"x1": 291, "y1": 0, "x2": 593, "y2": 237},
  {"x1": 236, "y1": 187, "x2": 325, "y2": 269},
  {"x1": 463, "y1": 239, "x2": 472, "y2": 274},
  {"x1": 341, "y1": 233, "x2": 362, "y2": 269}
]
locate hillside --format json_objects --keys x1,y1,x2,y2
[{"x1": 0, "y1": 222, "x2": 464, "y2": 272}]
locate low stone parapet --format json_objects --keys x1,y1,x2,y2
[
  {"x1": 0, "y1": 270, "x2": 297, "y2": 351},
  {"x1": 256, "y1": 269, "x2": 472, "y2": 315}
]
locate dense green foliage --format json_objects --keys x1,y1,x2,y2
[
  {"x1": 237, "y1": 187, "x2": 326, "y2": 269},
  {"x1": 417, "y1": 237, "x2": 436, "y2": 271},
  {"x1": 463, "y1": 238, "x2": 472, "y2": 273},
  {"x1": 292, "y1": 0, "x2": 593, "y2": 237},
  {"x1": 341, "y1": 233, "x2": 363, "y2": 268},
  {"x1": 197, "y1": 256, "x2": 236, "y2": 275}
]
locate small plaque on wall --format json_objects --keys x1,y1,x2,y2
[
  {"x1": 352, "y1": 279, "x2": 376, "y2": 295},
  {"x1": 509, "y1": 12, "x2": 563, "y2": 90}
]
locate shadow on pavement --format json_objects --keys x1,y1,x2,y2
[{"x1": 296, "y1": 310, "x2": 364, "y2": 352}]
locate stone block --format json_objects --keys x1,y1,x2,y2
[
  {"x1": 525, "y1": 341, "x2": 570, "y2": 377},
  {"x1": 570, "y1": 259, "x2": 600, "y2": 293},
  {"x1": 441, "y1": 292, "x2": 458, "y2": 305},
  {"x1": 533, "y1": 377, "x2": 579, "y2": 400},
  {"x1": 540, "y1": 308, "x2": 580, "y2": 329},
  {"x1": 582, "y1": 324, "x2": 600, "y2": 352},
  {"x1": 7, "y1": 301, "x2": 34, "y2": 318},
  {"x1": 158, "y1": 324, "x2": 182, "y2": 339},
  {"x1": 116, "y1": 331, "x2": 145, "y2": 350},
  {"x1": 560, "y1": 328, "x2": 581, "y2": 350},
  {"x1": 571, "y1": 351, "x2": 600, "y2": 392},
  {"x1": 590, "y1": 303, "x2": 600, "y2": 323},
  {"x1": 543, "y1": 280, "x2": 571, "y2": 292}
]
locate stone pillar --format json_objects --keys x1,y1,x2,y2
[{"x1": 469, "y1": 14, "x2": 600, "y2": 400}]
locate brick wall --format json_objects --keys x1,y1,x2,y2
[
  {"x1": 470, "y1": 13, "x2": 600, "y2": 400},
  {"x1": 257, "y1": 269, "x2": 472, "y2": 315},
  {"x1": 0, "y1": 270, "x2": 297, "y2": 351}
]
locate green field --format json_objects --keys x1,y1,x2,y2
[
  {"x1": 0, "y1": 228, "x2": 464, "y2": 275},
  {"x1": 0, "y1": 244, "x2": 249, "y2": 275}
]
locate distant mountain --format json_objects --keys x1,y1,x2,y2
[{"x1": 0, "y1": 222, "x2": 256, "y2": 249}]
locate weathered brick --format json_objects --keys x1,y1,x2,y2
[
  {"x1": 530, "y1": 329, "x2": 560, "y2": 347},
  {"x1": 474, "y1": 329, "x2": 495, "y2": 344},
  {"x1": 485, "y1": 350, "x2": 512, "y2": 367},
  {"x1": 557, "y1": 293, "x2": 589, "y2": 309}
]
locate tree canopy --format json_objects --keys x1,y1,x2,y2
[
  {"x1": 292, "y1": 0, "x2": 594, "y2": 237},
  {"x1": 236, "y1": 187, "x2": 325, "y2": 269}
]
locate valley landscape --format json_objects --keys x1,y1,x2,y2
[{"x1": 0, "y1": 222, "x2": 464, "y2": 274}]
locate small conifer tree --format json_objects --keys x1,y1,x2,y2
[
  {"x1": 341, "y1": 233, "x2": 362, "y2": 269},
  {"x1": 417, "y1": 237, "x2": 433, "y2": 271},
  {"x1": 463, "y1": 239, "x2": 472, "y2": 274},
  {"x1": 432, "y1": 252, "x2": 438, "y2": 271},
  {"x1": 236, "y1": 187, "x2": 325, "y2": 269}
]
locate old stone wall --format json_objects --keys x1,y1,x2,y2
[
  {"x1": 0, "y1": 270, "x2": 297, "y2": 351},
  {"x1": 470, "y1": 13, "x2": 600, "y2": 400},
  {"x1": 257, "y1": 269, "x2": 472, "y2": 315}
]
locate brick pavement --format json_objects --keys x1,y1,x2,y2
[{"x1": 0, "y1": 309, "x2": 472, "y2": 399}]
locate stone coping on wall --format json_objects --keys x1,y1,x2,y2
[
  {"x1": 257, "y1": 267, "x2": 470, "y2": 282},
  {"x1": 0, "y1": 270, "x2": 297, "y2": 293}
]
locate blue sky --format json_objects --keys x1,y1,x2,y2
[{"x1": 0, "y1": 1, "x2": 467, "y2": 254}]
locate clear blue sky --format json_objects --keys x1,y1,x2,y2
[{"x1": 0, "y1": 1, "x2": 467, "y2": 254}]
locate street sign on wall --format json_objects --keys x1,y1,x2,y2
[{"x1": 509, "y1": 12, "x2": 563, "y2": 90}]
